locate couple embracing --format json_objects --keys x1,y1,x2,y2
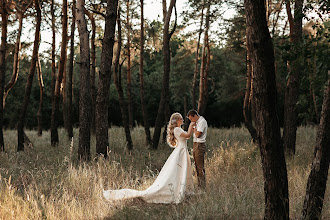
[{"x1": 103, "y1": 110, "x2": 208, "y2": 204}]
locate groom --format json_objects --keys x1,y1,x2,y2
[{"x1": 187, "y1": 109, "x2": 208, "y2": 189}]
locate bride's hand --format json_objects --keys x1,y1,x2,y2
[{"x1": 189, "y1": 122, "x2": 196, "y2": 128}]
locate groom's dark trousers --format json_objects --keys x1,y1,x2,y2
[{"x1": 193, "y1": 142, "x2": 206, "y2": 189}]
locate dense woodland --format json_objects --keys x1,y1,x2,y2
[
  {"x1": 0, "y1": 0, "x2": 330, "y2": 219},
  {"x1": 1, "y1": 0, "x2": 328, "y2": 130}
]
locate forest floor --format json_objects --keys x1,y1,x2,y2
[{"x1": 0, "y1": 126, "x2": 329, "y2": 219}]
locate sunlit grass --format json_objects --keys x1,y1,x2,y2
[{"x1": 0, "y1": 126, "x2": 329, "y2": 219}]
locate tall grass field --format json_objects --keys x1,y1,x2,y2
[{"x1": 0, "y1": 126, "x2": 329, "y2": 219}]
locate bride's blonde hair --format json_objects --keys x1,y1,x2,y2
[{"x1": 166, "y1": 113, "x2": 182, "y2": 147}]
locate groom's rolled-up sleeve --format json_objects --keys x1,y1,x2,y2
[{"x1": 196, "y1": 121, "x2": 205, "y2": 133}]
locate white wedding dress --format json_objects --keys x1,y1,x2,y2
[{"x1": 103, "y1": 127, "x2": 194, "y2": 204}]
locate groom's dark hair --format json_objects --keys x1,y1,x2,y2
[{"x1": 187, "y1": 109, "x2": 199, "y2": 117}]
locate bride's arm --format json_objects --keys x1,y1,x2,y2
[{"x1": 180, "y1": 122, "x2": 195, "y2": 138}]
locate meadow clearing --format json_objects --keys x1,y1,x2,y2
[{"x1": 0, "y1": 126, "x2": 329, "y2": 219}]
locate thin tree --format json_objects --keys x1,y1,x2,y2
[
  {"x1": 245, "y1": 0, "x2": 289, "y2": 219},
  {"x1": 0, "y1": 0, "x2": 8, "y2": 151},
  {"x1": 36, "y1": 53, "x2": 44, "y2": 136},
  {"x1": 77, "y1": 0, "x2": 92, "y2": 160},
  {"x1": 85, "y1": 9, "x2": 96, "y2": 134},
  {"x1": 310, "y1": 45, "x2": 319, "y2": 122},
  {"x1": 243, "y1": 42, "x2": 257, "y2": 142},
  {"x1": 50, "y1": 0, "x2": 56, "y2": 142},
  {"x1": 183, "y1": 95, "x2": 188, "y2": 130},
  {"x1": 152, "y1": 0, "x2": 176, "y2": 149},
  {"x1": 126, "y1": 0, "x2": 133, "y2": 128},
  {"x1": 95, "y1": 0, "x2": 118, "y2": 156},
  {"x1": 139, "y1": 0, "x2": 151, "y2": 145},
  {"x1": 197, "y1": 1, "x2": 210, "y2": 115},
  {"x1": 51, "y1": 0, "x2": 68, "y2": 146},
  {"x1": 4, "y1": 1, "x2": 31, "y2": 107},
  {"x1": 66, "y1": 0, "x2": 76, "y2": 139},
  {"x1": 191, "y1": 0, "x2": 204, "y2": 110},
  {"x1": 113, "y1": 3, "x2": 133, "y2": 150},
  {"x1": 17, "y1": 0, "x2": 41, "y2": 151},
  {"x1": 282, "y1": 0, "x2": 303, "y2": 156},
  {"x1": 62, "y1": 54, "x2": 68, "y2": 131},
  {"x1": 301, "y1": 71, "x2": 330, "y2": 219}
]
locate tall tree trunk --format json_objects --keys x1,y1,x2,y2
[
  {"x1": 139, "y1": 0, "x2": 151, "y2": 145},
  {"x1": 126, "y1": 0, "x2": 133, "y2": 128},
  {"x1": 77, "y1": 0, "x2": 92, "y2": 160},
  {"x1": 203, "y1": 29, "x2": 211, "y2": 114},
  {"x1": 62, "y1": 58, "x2": 68, "y2": 130},
  {"x1": 51, "y1": 0, "x2": 68, "y2": 146},
  {"x1": 113, "y1": 5, "x2": 133, "y2": 150},
  {"x1": 86, "y1": 10, "x2": 96, "y2": 134},
  {"x1": 310, "y1": 48, "x2": 319, "y2": 122},
  {"x1": 4, "y1": 9, "x2": 24, "y2": 107},
  {"x1": 66, "y1": 0, "x2": 75, "y2": 139},
  {"x1": 191, "y1": 0, "x2": 204, "y2": 110},
  {"x1": 17, "y1": 0, "x2": 41, "y2": 152},
  {"x1": 0, "y1": 1, "x2": 8, "y2": 151},
  {"x1": 282, "y1": 0, "x2": 303, "y2": 156},
  {"x1": 197, "y1": 1, "x2": 210, "y2": 115},
  {"x1": 95, "y1": 0, "x2": 118, "y2": 156},
  {"x1": 245, "y1": 1, "x2": 289, "y2": 219},
  {"x1": 50, "y1": 0, "x2": 57, "y2": 144},
  {"x1": 311, "y1": 86, "x2": 319, "y2": 122},
  {"x1": 183, "y1": 95, "x2": 188, "y2": 130},
  {"x1": 162, "y1": 102, "x2": 171, "y2": 143},
  {"x1": 36, "y1": 53, "x2": 44, "y2": 136},
  {"x1": 301, "y1": 71, "x2": 330, "y2": 219},
  {"x1": 243, "y1": 46, "x2": 257, "y2": 142},
  {"x1": 151, "y1": 0, "x2": 176, "y2": 149}
]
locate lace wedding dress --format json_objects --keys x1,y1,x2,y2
[{"x1": 103, "y1": 127, "x2": 194, "y2": 204}]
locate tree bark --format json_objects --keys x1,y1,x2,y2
[
  {"x1": 282, "y1": 0, "x2": 303, "y2": 156},
  {"x1": 126, "y1": 0, "x2": 133, "y2": 128},
  {"x1": 152, "y1": 0, "x2": 176, "y2": 149},
  {"x1": 86, "y1": 10, "x2": 96, "y2": 134},
  {"x1": 62, "y1": 57, "x2": 68, "y2": 131},
  {"x1": 183, "y1": 95, "x2": 188, "y2": 130},
  {"x1": 113, "y1": 5, "x2": 133, "y2": 150},
  {"x1": 66, "y1": 0, "x2": 75, "y2": 139},
  {"x1": 51, "y1": 0, "x2": 68, "y2": 146},
  {"x1": 245, "y1": 1, "x2": 289, "y2": 219},
  {"x1": 76, "y1": 0, "x2": 92, "y2": 160},
  {"x1": 17, "y1": 0, "x2": 41, "y2": 152},
  {"x1": 139, "y1": 0, "x2": 151, "y2": 146},
  {"x1": 95, "y1": 0, "x2": 118, "y2": 156},
  {"x1": 311, "y1": 52, "x2": 319, "y2": 122},
  {"x1": 36, "y1": 53, "x2": 44, "y2": 136},
  {"x1": 197, "y1": 2, "x2": 210, "y2": 115},
  {"x1": 243, "y1": 45, "x2": 257, "y2": 142},
  {"x1": 301, "y1": 71, "x2": 330, "y2": 219},
  {"x1": 191, "y1": 0, "x2": 204, "y2": 110},
  {"x1": 50, "y1": 0, "x2": 57, "y2": 144},
  {"x1": 0, "y1": 0, "x2": 8, "y2": 151},
  {"x1": 4, "y1": 9, "x2": 25, "y2": 108}
]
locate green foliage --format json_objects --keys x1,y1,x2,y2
[
  {"x1": 2, "y1": 2, "x2": 329, "y2": 130},
  {"x1": 298, "y1": 21, "x2": 330, "y2": 124}
]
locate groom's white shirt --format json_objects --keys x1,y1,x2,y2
[{"x1": 193, "y1": 116, "x2": 208, "y2": 143}]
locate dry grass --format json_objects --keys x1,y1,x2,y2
[{"x1": 0, "y1": 126, "x2": 329, "y2": 219}]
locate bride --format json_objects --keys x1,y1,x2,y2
[{"x1": 103, "y1": 112, "x2": 195, "y2": 204}]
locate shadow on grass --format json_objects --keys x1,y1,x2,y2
[{"x1": 101, "y1": 194, "x2": 203, "y2": 220}]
